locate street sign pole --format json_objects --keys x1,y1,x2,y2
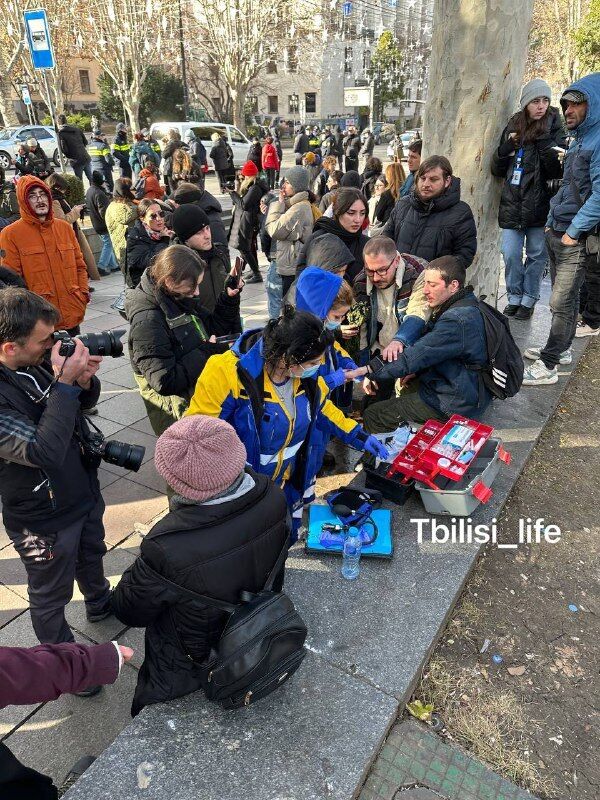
[
  {"x1": 40, "y1": 69, "x2": 66, "y2": 171},
  {"x1": 23, "y1": 8, "x2": 67, "y2": 172}
]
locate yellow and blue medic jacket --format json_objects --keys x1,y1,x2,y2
[
  {"x1": 296, "y1": 267, "x2": 359, "y2": 480},
  {"x1": 185, "y1": 330, "x2": 368, "y2": 509}
]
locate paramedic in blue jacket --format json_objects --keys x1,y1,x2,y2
[
  {"x1": 185, "y1": 307, "x2": 388, "y2": 537},
  {"x1": 296, "y1": 267, "x2": 367, "y2": 487},
  {"x1": 363, "y1": 256, "x2": 492, "y2": 432},
  {"x1": 524, "y1": 74, "x2": 600, "y2": 386}
]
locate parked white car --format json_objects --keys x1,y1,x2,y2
[
  {"x1": 149, "y1": 121, "x2": 250, "y2": 170},
  {"x1": 0, "y1": 125, "x2": 60, "y2": 171}
]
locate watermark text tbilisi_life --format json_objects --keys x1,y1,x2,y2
[{"x1": 412, "y1": 517, "x2": 562, "y2": 548}]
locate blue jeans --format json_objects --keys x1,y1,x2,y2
[
  {"x1": 98, "y1": 233, "x2": 119, "y2": 272},
  {"x1": 266, "y1": 260, "x2": 282, "y2": 319},
  {"x1": 501, "y1": 227, "x2": 547, "y2": 307},
  {"x1": 70, "y1": 159, "x2": 93, "y2": 185}
]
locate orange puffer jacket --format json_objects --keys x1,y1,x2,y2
[{"x1": 0, "y1": 175, "x2": 89, "y2": 330}]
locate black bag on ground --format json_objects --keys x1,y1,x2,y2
[
  {"x1": 144, "y1": 542, "x2": 307, "y2": 709},
  {"x1": 463, "y1": 298, "x2": 524, "y2": 399}
]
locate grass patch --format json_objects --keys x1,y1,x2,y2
[{"x1": 416, "y1": 658, "x2": 555, "y2": 798}]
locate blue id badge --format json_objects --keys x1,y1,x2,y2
[{"x1": 510, "y1": 148, "x2": 524, "y2": 186}]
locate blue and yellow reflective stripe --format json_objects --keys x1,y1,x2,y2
[{"x1": 113, "y1": 143, "x2": 130, "y2": 152}]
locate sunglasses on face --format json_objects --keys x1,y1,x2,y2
[
  {"x1": 365, "y1": 256, "x2": 396, "y2": 278},
  {"x1": 148, "y1": 211, "x2": 165, "y2": 220}
]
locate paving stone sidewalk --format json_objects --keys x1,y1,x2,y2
[{"x1": 0, "y1": 261, "x2": 271, "y2": 784}]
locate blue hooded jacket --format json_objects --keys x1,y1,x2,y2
[
  {"x1": 296, "y1": 267, "x2": 358, "y2": 393},
  {"x1": 548, "y1": 73, "x2": 600, "y2": 237}
]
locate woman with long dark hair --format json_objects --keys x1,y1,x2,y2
[
  {"x1": 186, "y1": 305, "x2": 387, "y2": 537},
  {"x1": 491, "y1": 78, "x2": 566, "y2": 320},
  {"x1": 228, "y1": 161, "x2": 268, "y2": 283},
  {"x1": 295, "y1": 187, "x2": 369, "y2": 284}
]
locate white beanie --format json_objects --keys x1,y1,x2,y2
[{"x1": 520, "y1": 78, "x2": 552, "y2": 111}]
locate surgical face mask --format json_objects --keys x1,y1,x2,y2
[
  {"x1": 291, "y1": 363, "x2": 320, "y2": 379},
  {"x1": 325, "y1": 319, "x2": 341, "y2": 330}
]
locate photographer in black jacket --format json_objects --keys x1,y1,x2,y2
[{"x1": 0, "y1": 289, "x2": 112, "y2": 673}]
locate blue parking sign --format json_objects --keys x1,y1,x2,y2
[
  {"x1": 24, "y1": 9, "x2": 55, "y2": 70},
  {"x1": 342, "y1": 2, "x2": 352, "y2": 16}
]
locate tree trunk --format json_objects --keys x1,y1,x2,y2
[
  {"x1": 231, "y1": 88, "x2": 245, "y2": 132},
  {"x1": 423, "y1": 0, "x2": 535, "y2": 304},
  {"x1": 122, "y1": 98, "x2": 140, "y2": 134},
  {"x1": 0, "y1": 75, "x2": 19, "y2": 126}
]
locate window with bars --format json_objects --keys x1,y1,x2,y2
[{"x1": 305, "y1": 93, "x2": 316, "y2": 114}]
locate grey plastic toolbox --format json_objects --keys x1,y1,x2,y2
[{"x1": 416, "y1": 438, "x2": 505, "y2": 516}]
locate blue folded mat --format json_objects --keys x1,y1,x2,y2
[{"x1": 305, "y1": 503, "x2": 394, "y2": 559}]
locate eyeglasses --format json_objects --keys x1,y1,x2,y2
[
  {"x1": 365, "y1": 256, "x2": 397, "y2": 278},
  {"x1": 28, "y1": 192, "x2": 47, "y2": 201},
  {"x1": 148, "y1": 211, "x2": 165, "y2": 220}
]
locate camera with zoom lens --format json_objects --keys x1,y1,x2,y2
[
  {"x1": 83, "y1": 430, "x2": 145, "y2": 473},
  {"x1": 52, "y1": 329, "x2": 126, "y2": 358},
  {"x1": 547, "y1": 178, "x2": 563, "y2": 196}
]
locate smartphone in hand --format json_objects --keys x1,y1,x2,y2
[{"x1": 225, "y1": 256, "x2": 245, "y2": 290}]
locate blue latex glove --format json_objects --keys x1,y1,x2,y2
[
  {"x1": 323, "y1": 367, "x2": 346, "y2": 391},
  {"x1": 363, "y1": 435, "x2": 389, "y2": 460}
]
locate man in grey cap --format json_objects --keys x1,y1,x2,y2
[
  {"x1": 524, "y1": 73, "x2": 600, "y2": 386},
  {"x1": 266, "y1": 166, "x2": 314, "y2": 298}
]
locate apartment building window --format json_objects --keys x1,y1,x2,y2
[
  {"x1": 267, "y1": 57, "x2": 277, "y2": 74},
  {"x1": 285, "y1": 46, "x2": 298, "y2": 74},
  {"x1": 79, "y1": 69, "x2": 91, "y2": 94},
  {"x1": 363, "y1": 49, "x2": 371, "y2": 71},
  {"x1": 268, "y1": 95, "x2": 279, "y2": 114},
  {"x1": 344, "y1": 47, "x2": 353, "y2": 74},
  {"x1": 247, "y1": 95, "x2": 258, "y2": 113},
  {"x1": 288, "y1": 94, "x2": 299, "y2": 114},
  {"x1": 305, "y1": 93, "x2": 316, "y2": 114}
]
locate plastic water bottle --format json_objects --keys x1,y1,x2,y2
[{"x1": 342, "y1": 532, "x2": 362, "y2": 580}]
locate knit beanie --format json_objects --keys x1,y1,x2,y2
[
  {"x1": 240, "y1": 161, "x2": 259, "y2": 177},
  {"x1": 284, "y1": 165, "x2": 310, "y2": 193},
  {"x1": 173, "y1": 184, "x2": 204, "y2": 205},
  {"x1": 155, "y1": 416, "x2": 247, "y2": 502},
  {"x1": 520, "y1": 78, "x2": 552, "y2": 111},
  {"x1": 172, "y1": 205, "x2": 211, "y2": 241}
]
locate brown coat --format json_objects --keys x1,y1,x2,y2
[
  {"x1": 0, "y1": 175, "x2": 89, "y2": 329},
  {"x1": 51, "y1": 198, "x2": 101, "y2": 281}
]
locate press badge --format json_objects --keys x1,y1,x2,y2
[{"x1": 511, "y1": 148, "x2": 524, "y2": 186}]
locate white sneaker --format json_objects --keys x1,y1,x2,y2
[
  {"x1": 575, "y1": 322, "x2": 600, "y2": 338},
  {"x1": 523, "y1": 347, "x2": 572, "y2": 365},
  {"x1": 522, "y1": 359, "x2": 558, "y2": 385}
]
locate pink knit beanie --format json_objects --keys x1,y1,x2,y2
[{"x1": 155, "y1": 416, "x2": 247, "y2": 501}]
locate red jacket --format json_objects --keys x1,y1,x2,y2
[
  {"x1": 261, "y1": 143, "x2": 280, "y2": 170},
  {"x1": 138, "y1": 168, "x2": 165, "y2": 200},
  {"x1": 0, "y1": 175, "x2": 89, "y2": 329},
  {"x1": 0, "y1": 641, "x2": 119, "y2": 707}
]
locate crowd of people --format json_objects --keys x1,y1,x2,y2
[{"x1": 1, "y1": 71, "x2": 600, "y2": 798}]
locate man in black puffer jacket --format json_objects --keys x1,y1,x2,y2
[
  {"x1": 382, "y1": 155, "x2": 477, "y2": 270},
  {"x1": 113, "y1": 415, "x2": 290, "y2": 716}
]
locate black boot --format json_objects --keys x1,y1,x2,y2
[{"x1": 246, "y1": 271, "x2": 263, "y2": 283}]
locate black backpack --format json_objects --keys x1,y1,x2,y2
[
  {"x1": 458, "y1": 298, "x2": 524, "y2": 399},
  {"x1": 143, "y1": 542, "x2": 307, "y2": 709}
]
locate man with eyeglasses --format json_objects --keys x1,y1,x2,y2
[
  {"x1": 363, "y1": 256, "x2": 493, "y2": 432},
  {"x1": 0, "y1": 176, "x2": 89, "y2": 334},
  {"x1": 353, "y1": 237, "x2": 429, "y2": 380}
]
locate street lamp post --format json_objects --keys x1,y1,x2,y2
[{"x1": 178, "y1": 0, "x2": 190, "y2": 120}]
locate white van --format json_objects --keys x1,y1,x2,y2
[{"x1": 149, "y1": 121, "x2": 250, "y2": 170}]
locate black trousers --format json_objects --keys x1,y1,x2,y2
[
  {"x1": 265, "y1": 168, "x2": 277, "y2": 190},
  {"x1": 0, "y1": 742, "x2": 57, "y2": 800},
  {"x1": 7, "y1": 494, "x2": 110, "y2": 644},
  {"x1": 281, "y1": 273, "x2": 295, "y2": 299},
  {"x1": 239, "y1": 244, "x2": 260, "y2": 276}
]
